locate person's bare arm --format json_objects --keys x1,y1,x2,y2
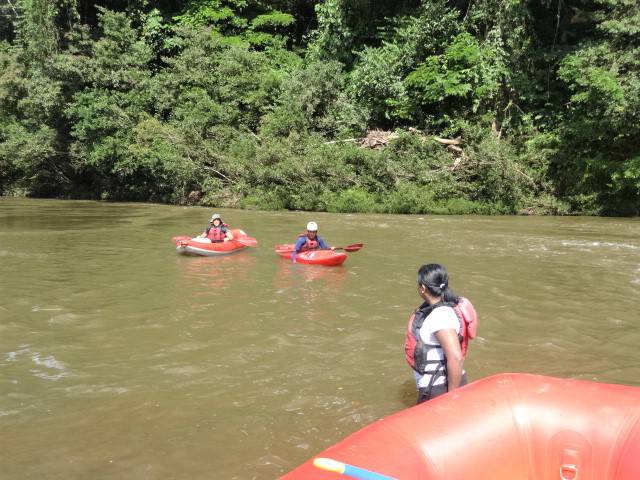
[{"x1": 435, "y1": 328, "x2": 464, "y2": 391}]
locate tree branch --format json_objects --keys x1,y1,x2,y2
[
  {"x1": 4, "y1": 0, "x2": 19, "y2": 16},
  {"x1": 325, "y1": 138, "x2": 359, "y2": 144},
  {"x1": 433, "y1": 136, "x2": 462, "y2": 146},
  {"x1": 202, "y1": 165, "x2": 238, "y2": 185}
]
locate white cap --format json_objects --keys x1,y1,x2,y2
[{"x1": 306, "y1": 221, "x2": 318, "y2": 231}]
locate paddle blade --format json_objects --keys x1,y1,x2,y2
[
  {"x1": 341, "y1": 243, "x2": 364, "y2": 252},
  {"x1": 172, "y1": 235, "x2": 192, "y2": 245},
  {"x1": 274, "y1": 244, "x2": 295, "y2": 253},
  {"x1": 236, "y1": 236, "x2": 258, "y2": 247}
]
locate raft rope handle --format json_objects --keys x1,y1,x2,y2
[{"x1": 560, "y1": 463, "x2": 578, "y2": 480}]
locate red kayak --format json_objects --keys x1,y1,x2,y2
[
  {"x1": 281, "y1": 373, "x2": 640, "y2": 480},
  {"x1": 275, "y1": 244, "x2": 347, "y2": 266},
  {"x1": 172, "y1": 229, "x2": 257, "y2": 256}
]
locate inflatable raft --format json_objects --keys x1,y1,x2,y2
[
  {"x1": 281, "y1": 373, "x2": 640, "y2": 480},
  {"x1": 275, "y1": 244, "x2": 347, "y2": 266},
  {"x1": 173, "y1": 229, "x2": 256, "y2": 256}
]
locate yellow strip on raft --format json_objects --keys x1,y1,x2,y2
[{"x1": 314, "y1": 458, "x2": 346, "y2": 474}]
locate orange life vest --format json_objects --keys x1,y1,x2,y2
[
  {"x1": 298, "y1": 233, "x2": 319, "y2": 251},
  {"x1": 207, "y1": 224, "x2": 229, "y2": 242}
]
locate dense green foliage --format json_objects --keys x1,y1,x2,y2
[{"x1": 0, "y1": 0, "x2": 638, "y2": 215}]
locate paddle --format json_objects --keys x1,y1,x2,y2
[
  {"x1": 313, "y1": 458, "x2": 396, "y2": 480},
  {"x1": 234, "y1": 235, "x2": 258, "y2": 247},
  {"x1": 172, "y1": 236, "x2": 191, "y2": 244},
  {"x1": 274, "y1": 243, "x2": 363, "y2": 254},
  {"x1": 333, "y1": 243, "x2": 364, "y2": 252}
]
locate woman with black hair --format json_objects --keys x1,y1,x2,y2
[{"x1": 404, "y1": 263, "x2": 467, "y2": 404}]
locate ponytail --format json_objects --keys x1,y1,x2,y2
[
  {"x1": 417, "y1": 263, "x2": 459, "y2": 304},
  {"x1": 438, "y1": 283, "x2": 459, "y2": 304}
]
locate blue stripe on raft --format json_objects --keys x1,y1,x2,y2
[{"x1": 342, "y1": 464, "x2": 397, "y2": 480}]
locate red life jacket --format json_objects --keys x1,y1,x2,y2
[
  {"x1": 404, "y1": 297, "x2": 478, "y2": 374},
  {"x1": 454, "y1": 297, "x2": 478, "y2": 356},
  {"x1": 207, "y1": 223, "x2": 229, "y2": 243},
  {"x1": 298, "y1": 233, "x2": 319, "y2": 251}
]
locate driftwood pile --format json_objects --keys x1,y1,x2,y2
[
  {"x1": 355, "y1": 128, "x2": 465, "y2": 169},
  {"x1": 359, "y1": 129, "x2": 398, "y2": 148},
  {"x1": 329, "y1": 128, "x2": 464, "y2": 155}
]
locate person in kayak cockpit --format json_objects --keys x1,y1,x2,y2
[
  {"x1": 292, "y1": 222, "x2": 329, "y2": 262},
  {"x1": 199, "y1": 213, "x2": 234, "y2": 243}
]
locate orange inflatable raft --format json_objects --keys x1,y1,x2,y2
[
  {"x1": 281, "y1": 373, "x2": 640, "y2": 480},
  {"x1": 172, "y1": 229, "x2": 257, "y2": 256}
]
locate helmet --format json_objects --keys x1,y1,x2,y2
[
  {"x1": 210, "y1": 213, "x2": 222, "y2": 222},
  {"x1": 306, "y1": 221, "x2": 318, "y2": 231}
]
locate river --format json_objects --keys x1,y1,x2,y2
[{"x1": 1, "y1": 198, "x2": 639, "y2": 479}]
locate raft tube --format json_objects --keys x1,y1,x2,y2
[
  {"x1": 275, "y1": 244, "x2": 347, "y2": 266},
  {"x1": 281, "y1": 373, "x2": 640, "y2": 480},
  {"x1": 173, "y1": 229, "x2": 249, "y2": 256}
]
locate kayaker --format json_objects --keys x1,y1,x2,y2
[
  {"x1": 404, "y1": 263, "x2": 466, "y2": 404},
  {"x1": 199, "y1": 213, "x2": 234, "y2": 243},
  {"x1": 292, "y1": 221, "x2": 329, "y2": 262}
]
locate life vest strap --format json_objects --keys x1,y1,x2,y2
[
  {"x1": 411, "y1": 359, "x2": 445, "y2": 374},
  {"x1": 426, "y1": 364, "x2": 447, "y2": 391}
]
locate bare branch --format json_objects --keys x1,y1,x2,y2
[
  {"x1": 433, "y1": 136, "x2": 462, "y2": 146},
  {"x1": 4, "y1": 0, "x2": 19, "y2": 16},
  {"x1": 324, "y1": 138, "x2": 359, "y2": 145},
  {"x1": 202, "y1": 165, "x2": 238, "y2": 185}
]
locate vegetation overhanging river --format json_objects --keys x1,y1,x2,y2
[{"x1": 1, "y1": 198, "x2": 639, "y2": 479}]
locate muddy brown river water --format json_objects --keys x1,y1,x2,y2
[{"x1": 1, "y1": 198, "x2": 639, "y2": 479}]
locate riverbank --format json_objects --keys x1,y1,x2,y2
[
  {"x1": 0, "y1": 189, "x2": 573, "y2": 216},
  {"x1": 1, "y1": 127, "x2": 579, "y2": 216}
]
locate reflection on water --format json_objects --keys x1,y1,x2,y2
[
  {"x1": 177, "y1": 252, "x2": 258, "y2": 293},
  {"x1": 1, "y1": 199, "x2": 639, "y2": 479},
  {"x1": 275, "y1": 261, "x2": 347, "y2": 296}
]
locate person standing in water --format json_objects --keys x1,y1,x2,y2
[
  {"x1": 404, "y1": 263, "x2": 467, "y2": 404},
  {"x1": 291, "y1": 221, "x2": 329, "y2": 262}
]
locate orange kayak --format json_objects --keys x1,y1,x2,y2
[
  {"x1": 281, "y1": 373, "x2": 640, "y2": 480},
  {"x1": 275, "y1": 244, "x2": 347, "y2": 266}
]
